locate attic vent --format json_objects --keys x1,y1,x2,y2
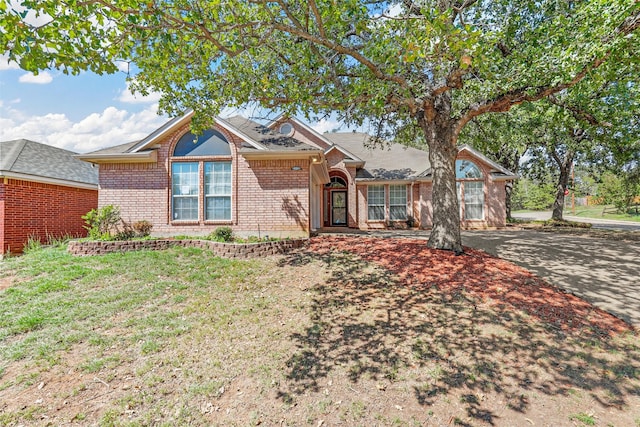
[{"x1": 279, "y1": 122, "x2": 294, "y2": 136}]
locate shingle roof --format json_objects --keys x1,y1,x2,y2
[
  {"x1": 225, "y1": 116, "x2": 319, "y2": 151},
  {"x1": 324, "y1": 132, "x2": 431, "y2": 180},
  {"x1": 0, "y1": 139, "x2": 98, "y2": 185},
  {"x1": 84, "y1": 140, "x2": 141, "y2": 155}
]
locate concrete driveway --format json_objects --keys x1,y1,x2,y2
[{"x1": 462, "y1": 230, "x2": 640, "y2": 327}]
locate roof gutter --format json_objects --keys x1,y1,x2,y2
[
  {"x1": 239, "y1": 149, "x2": 325, "y2": 161},
  {"x1": 75, "y1": 150, "x2": 158, "y2": 164},
  {"x1": 0, "y1": 171, "x2": 98, "y2": 190}
]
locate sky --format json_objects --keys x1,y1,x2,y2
[{"x1": 0, "y1": 54, "x2": 342, "y2": 154}]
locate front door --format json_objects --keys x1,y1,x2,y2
[{"x1": 331, "y1": 191, "x2": 347, "y2": 226}]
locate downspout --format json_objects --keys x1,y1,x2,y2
[
  {"x1": 308, "y1": 159, "x2": 313, "y2": 234},
  {"x1": 410, "y1": 180, "x2": 415, "y2": 224}
]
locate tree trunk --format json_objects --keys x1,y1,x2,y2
[
  {"x1": 419, "y1": 102, "x2": 463, "y2": 254},
  {"x1": 505, "y1": 181, "x2": 513, "y2": 221},
  {"x1": 551, "y1": 149, "x2": 574, "y2": 221}
]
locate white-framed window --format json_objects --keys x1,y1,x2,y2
[
  {"x1": 462, "y1": 181, "x2": 484, "y2": 220},
  {"x1": 456, "y1": 160, "x2": 484, "y2": 220},
  {"x1": 172, "y1": 162, "x2": 199, "y2": 220},
  {"x1": 389, "y1": 185, "x2": 407, "y2": 220},
  {"x1": 205, "y1": 161, "x2": 232, "y2": 221},
  {"x1": 171, "y1": 129, "x2": 232, "y2": 222},
  {"x1": 367, "y1": 185, "x2": 385, "y2": 221}
]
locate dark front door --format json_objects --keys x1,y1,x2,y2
[{"x1": 331, "y1": 191, "x2": 347, "y2": 226}]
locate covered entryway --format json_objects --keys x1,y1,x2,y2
[{"x1": 324, "y1": 173, "x2": 349, "y2": 227}]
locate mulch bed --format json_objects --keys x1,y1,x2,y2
[{"x1": 308, "y1": 236, "x2": 632, "y2": 337}]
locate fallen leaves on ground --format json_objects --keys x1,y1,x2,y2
[{"x1": 308, "y1": 236, "x2": 631, "y2": 336}]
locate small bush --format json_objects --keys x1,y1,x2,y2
[
  {"x1": 82, "y1": 205, "x2": 122, "y2": 240},
  {"x1": 209, "y1": 227, "x2": 234, "y2": 242},
  {"x1": 114, "y1": 221, "x2": 137, "y2": 241},
  {"x1": 133, "y1": 220, "x2": 153, "y2": 237}
]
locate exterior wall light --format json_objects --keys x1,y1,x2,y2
[{"x1": 291, "y1": 166, "x2": 302, "y2": 171}]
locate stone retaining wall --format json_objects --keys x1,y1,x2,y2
[{"x1": 67, "y1": 238, "x2": 308, "y2": 258}]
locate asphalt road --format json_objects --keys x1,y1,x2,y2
[{"x1": 462, "y1": 229, "x2": 640, "y2": 327}]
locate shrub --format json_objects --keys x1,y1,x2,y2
[
  {"x1": 82, "y1": 205, "x2": 122, "y2": 240},
  {"x1": 133, "y1": 220, "x2": 153, "y2": 237},
  {"x1": 113, "y1": 221, "x2": 136, "y2": 241},
  {"x1": 209, "y1": 227, "x2": 234, "y2": 242}
]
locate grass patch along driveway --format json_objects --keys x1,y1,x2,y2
[{"x1": 1, "y1": 237, "x2": 639, "y2": 426}]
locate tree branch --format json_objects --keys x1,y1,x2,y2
[{"x1": 454, "y1": 54, "x2": 610, "y2": 137}]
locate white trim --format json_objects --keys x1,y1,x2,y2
[
  {"x1": 458, "y1": 145, "x2": 518, "y2": 179},
  {"x1": 0, "y1": 171, "x2": 98, "y2": 190},
  {"x1": 131, "y1": 110, "x2": 194, "y2": 153},
  {"x1": 239, "y1": 149, "x2": 325, "y2": 160},
  {"x1": 75, "y1": 150, "x2": 158, "y2": 164},
  {"x1": 266, "y1": 115, "x2": 340, "y2": 150},
  {"x1": 324, "y1": 144, "x2": 365, "y2": 165},
  {"x1": 129, "y1": 110, "x2": 268, "y2": 154},
  {"x1": 356, "y1": 177, "x2": 417, "y2": 185}
]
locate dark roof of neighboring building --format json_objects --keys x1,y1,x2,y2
[
  {"x1": 0, "y1": 139, "x2": 98, "y2": 186},
  {"x1": 324, "y1": 132, "x2": 431, "y2": 180},
  {"x1": 225, "y1": 116, "x2": 319, "y2": 151}
]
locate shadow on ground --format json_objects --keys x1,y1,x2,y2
[
  {"x1": 275, "y1": 239, "x2": 640, "y2": 425},
  {"x1": 463, "y1": 230, "x2": 640, "y2": 326}
]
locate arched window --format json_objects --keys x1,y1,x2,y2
[
  {"x1": 171, "y1": 129, "x2": 232, "y2": 222},
  {"x1": 456, "y1": 160, "x2": 483, "y2": 179},
  {"x1": 325, "y1": 176, "x2": 347, "y2": 188},
  {"x1": 173, "y1": 129, "x2": 231, "y2": 157},
  {"x1": 455, "y1": 160, "x2": 484, "y2": 220}
]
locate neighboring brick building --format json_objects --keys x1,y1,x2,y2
[
  {"x1": 0, "y1": 139, "x2": 98, "y2": 256},
  {"x1": 77, "y1": 112, "x2": 516, "y2": 238}
]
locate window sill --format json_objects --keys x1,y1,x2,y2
[{"x1": 171, "y1": 221, "x2": 200, "y2": 226}]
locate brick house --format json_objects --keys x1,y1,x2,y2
[
  {"x1": 0, "y1": 139, "x2": 99, "y2": 256},
  {"x1": 77, "y1": 112, "x2": 516, "y2": 238}
]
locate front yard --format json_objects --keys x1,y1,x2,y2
[{"x1": 0, "y1": 237, "x2": 638, "y2": 426}]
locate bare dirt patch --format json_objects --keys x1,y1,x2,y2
[
  {"x1": 1, "y1": 239, "x2": 638, "y2": 426},
  {"x1": 0, "y1": 275, "x2": 17, "y2": 291}
]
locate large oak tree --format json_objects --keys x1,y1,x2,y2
[{"x1": 3, "y1": 0, "x2": 639, "y2": 252}]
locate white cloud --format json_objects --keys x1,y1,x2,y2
[
  {"x1": 115, "y1": 61, "x2": 131, "y2": 73},
  {"x1": 19, "y1": 71, "x2": 53, "y2": 84},
  {"x1": 118, "y1": 80, "x2": 162, "y2": 104},
  {"x1": 311, "y1": 118, "x2": 342, "y2": 134},
  {"x1": 0, "y1": 54, "x2": 20, "y2": 70},
  {"x1": 0, "y1": 104, "x2": 168, "y2": 153}
]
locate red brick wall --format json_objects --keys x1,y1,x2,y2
[
  {"x1": 97, "y1": 123, "x2": 312, "y2": 238},
  {"x1": 0, "y1": 179, "x2": 98, "y2": 255}
]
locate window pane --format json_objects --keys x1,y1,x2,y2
[
  {"x1": 464, "y1": 181, "x2": 484, "y2": 220},
  {"x1": 368, "y1": 206, "x2": 385, "y2": 221},
  {"x1": 390, "y1": 206, "x2": 407, "y2": 221},
  {"x1": 174, "y1": 129, "x2": 231, "y2": 156},
  {"x1": 206, "y1": 196, "x2": 231, "y2": 221},
  {"x1": 367, "y1": 185, "x2": 385, "y2": 220},
  {"x1": 389, "y1": 185, "x2": 407, "y2": 220},
  {"x1": 456, "y1": 160, "x2": 483, "y2": 179},
  {"x1": 173, "y1": 196, "x2": 198, "y2": 220},
  {"x1": 205, "y1": 161, "x2": 232, "y2": 220},
  {"x1": 172, "y1": 162, "x2": 199, "y2": 220},
  {"x1": 172, "y1": 162, "x2": 198, "y2": 195}
]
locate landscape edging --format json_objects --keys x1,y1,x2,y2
[{"x1": 67, "y1": 238, "x2": 308, "y2": 258}]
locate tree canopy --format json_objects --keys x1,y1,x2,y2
[{"x1": 3, "y1": 0, "x2": 639, "y2": 252}]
